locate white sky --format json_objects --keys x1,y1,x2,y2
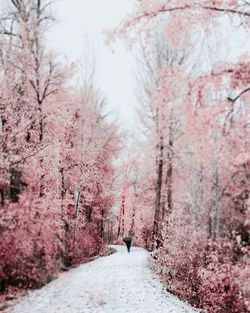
[
  {"x1": 49, "y1": 0, "x2": 138, "y2": 130},
  {"x1": 23, "y1": 0, "x2": 249, "y2": 134}
]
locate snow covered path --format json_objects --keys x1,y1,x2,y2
[{"x1": 10, "y1": 246, "x2": 198, "y2": 313}]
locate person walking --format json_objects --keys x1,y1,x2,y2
[{"x1": 123, "y1": 236, "x2": 132, "y2": 253}]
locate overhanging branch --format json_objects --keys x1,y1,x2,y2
[
  {"x1": 133, "y1": 3, "x2": 250, "y2": 23},
  {"x1": 228, "y1": 86, "x2": 250, "y2": 104}
]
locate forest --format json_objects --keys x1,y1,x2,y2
[{"x1": 0, "y1": 1, "x2": 250, "y2": 313}]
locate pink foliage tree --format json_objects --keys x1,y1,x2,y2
[
  {"x1": 114, "y1": 1, "x2": 250, "y2": 312},
  {"x1": 0, "y1": 0, "x2": 119, "y2": 292}
]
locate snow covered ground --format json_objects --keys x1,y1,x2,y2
[{"x1": 9, "y1": 245, "x2": 199, "y2": 313}]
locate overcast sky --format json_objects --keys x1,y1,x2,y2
[
  {"x1": 47, "y1": 1, "x2": 250, "y2": 132},
  {"x1": 49, "y1": 0, "x2": 137, "y2": 130}
]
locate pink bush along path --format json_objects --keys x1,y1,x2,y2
[
  {"x1": 112, "y1": 1, "x2": 250, "y2": 312},
  {"x1": 0, "y1": 0, "x2": 119, "y2": 293}
]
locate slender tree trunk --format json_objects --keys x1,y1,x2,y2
[
  {"x1": 99, "y1": 209, "x2": 105, "y2": 239},
  {"x1": 153, "y1": 134, "x2": 164, "y2": 247},
  {"x1": 129, "y1": 183, "x2": 137, "y2": 236},
  {"x1": 59, "y1": 167, "x2": 67, "y2": 260},
  {"x1": 73, "y1": 190, "x2": 81, "y2": 249},
  {"x1": 210, "y1": 132, "x2": 221, "y2": 239},
  {"x1": 117, "y1": 193, "x2": 125, "y2": 238},
  {"x1": 39, "y1": 156, "x2": 44, "y2": 197},
  {"x1": 166, "y1": 146, "x2": 173, "y2": 216},
  {"x1": 213, "y1": 163, "x2": 220, "y2": 238},
  {"x1": 121, "y1": 198, "x2": 125, "y2": 237},
  {"x1": 165, "y1": 113, "x2": 174, "y2": 217}
]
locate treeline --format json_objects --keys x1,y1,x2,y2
[
  {"x1": 0, "y1": 0, "x2": 118, "y2": 291},
  {"x1": 115, "y1": 1, "x2": 250, "y2": 312}
]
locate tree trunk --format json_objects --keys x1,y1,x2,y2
[
  {"x1": 59, "y1": 167, "x2": 67, "y2": 260},
  {"x1": 152, "y1": 134, "x2": 164, "y2": 247},
  {"x1": 129, "y1": 183, "x2": 137, "y2": 236},
  {"x1": 166, "y1": 150, "x2": 173, "y2": 216},
  {"x1": 99, "y1": 209, "x2": 105, "y2": 239},
  {"x1": 117, "y1": 192, "x2": 125, "y2": 239},
  {"x1": 73, "y1": 191, "x2": 81, "y2": 249}
]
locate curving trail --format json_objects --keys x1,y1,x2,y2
[{"x1": 10, "y1": 246, "x2": 198, "y2": 313}]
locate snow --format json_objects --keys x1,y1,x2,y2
[{"x1": 10, "y1": 245, "x2": 199, "y2": 313}]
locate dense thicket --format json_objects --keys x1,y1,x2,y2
[
  {"x1": 115, "y1": 1, "x2": 250, "y2": 312},
  {"x1": 0, "y1": 0, "x2": 118, "y2": 292}
]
